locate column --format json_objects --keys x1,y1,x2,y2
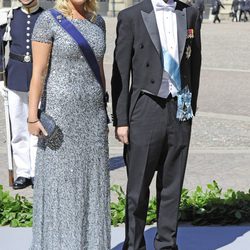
[{"x1": 107, "y1": 0, "x2": 133, "y2": 17}]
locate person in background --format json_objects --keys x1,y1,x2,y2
[
  {"x1": 212, "y1": 0, "x2": 225, "y2": 23},
  {"x1": 0, "y1": 0, "x2": 43, "y2": 189},
  {"x1": 231, "y1": 0, "x2": 239, "y2": 21},
  {"x1": 239, "y1": 0, "x2": 248, "y2": 21},
  {"x1": 194, "y1": 0, "x2": 205, "y2": 23},
  {"x1": 246, "y1": 0, "x2": 250, "y2": 18}
]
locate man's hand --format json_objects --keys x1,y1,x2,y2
[
  {"x1": 0, "y1": 81, "x2": 8, "y2": 98},
  {"x1": 115, "y1": 126, "x2": 129, "y2": 144}
]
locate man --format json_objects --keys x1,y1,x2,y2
[
  {"x1": 0, "y1": 0, "x2": 43, "y2": 189},
  {"x1": 246, "y1": 0, "x2": 250, "y2": 17},
  {"x1": 194, "y1": 0, "x2": 205, "y2": 23},
  {"x1": 111, "y1": 0, "x2": 201, "y2": 249},
  {"x1": 212, "y1": 0, "x2": 225, "y2": 23},
  {"x1": 239, "y1": 0, "x2": 249, "y2": 21},
  {"x1": 231, "y1": 0, "x2": 239, "y2": 22}
]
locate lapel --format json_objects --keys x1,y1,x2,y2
[
  {"x1": 140, "y1": 0, "x2": 187, "y2": 62},
  {"x1": 141, "y1": 0, "x2": 162, "y2": 57},
  {"x1": 175, "y1": 1, "x2": 187, "y2": 61}
]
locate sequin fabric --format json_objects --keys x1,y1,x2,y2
[{"x1": 30, "y1": 10, "x2": 110, "y2": 250}]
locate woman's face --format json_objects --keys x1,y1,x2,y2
[{"x1": 69, "y1": 0, "x2": 87, "y2": 7}]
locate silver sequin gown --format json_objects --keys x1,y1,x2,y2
[{"x1": 31, "y1": 10, "x2": 110, "y2": 250}]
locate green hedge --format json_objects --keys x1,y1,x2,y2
[
  {"x1": 111, "y1": 181, "x2": 250, "y2": 226},
  {"x1": 0, "y1": 185, "x2": 32, "y2": 227},
  {"x1": 1, "y1": 181, "x2": 250, "y2": 227}
]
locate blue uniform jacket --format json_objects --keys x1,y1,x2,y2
[{"x1": 0, "y1": 7, "x2": 43, "y2": 92}]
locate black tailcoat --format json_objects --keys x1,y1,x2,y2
[{"x1": 111, "y1": 0, "x2": 201, "y2": 127}]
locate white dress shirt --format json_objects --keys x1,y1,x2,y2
[{"x1": 151, "y1": 0, "x2": 179, "y2": 98}]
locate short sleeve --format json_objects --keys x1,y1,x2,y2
[
  {"x1": 32, "y1": 11, "x2": 53, "y2": 43},
  {"x1": 95, "y1": 15, "x2": 106, "y2": 36}
]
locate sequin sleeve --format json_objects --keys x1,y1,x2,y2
[
  {"x1": 95, "y1": 15, "x2": 106, "y2": 53},
  {"x1": 95, "y1": 15, "x2": 106, "y2": 34},
  {"x1": 32, "y1": 10, "x2": 53, "y2": 44}
]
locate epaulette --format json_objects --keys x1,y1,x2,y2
[
  {"x1": 1, "y1": 7, "x2": 19, "y2": 41},
  {"x1": 0, "y1": 5, "x2": 20, "y2": 26},
  {"x1": 0, "y1": 9, "x2": 10, "y2": 26}
]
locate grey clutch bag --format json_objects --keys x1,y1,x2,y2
[
  {"x1": 38, "y1": 109, "x2": 57, "y2": 139},
  {"x1": 37, "y1": 67, "x2": 64, "y2": 149}
]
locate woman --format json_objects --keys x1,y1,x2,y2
[{"x1": 28, "y1": 0, "x2": 110, "y2": 249}]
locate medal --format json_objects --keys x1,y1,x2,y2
[
  {"x1": 185, "y1": 45, "x2": 191, "y2": 60},
  {"x1": 187, "y1": 29, "x2": 194, "y2": 39}
]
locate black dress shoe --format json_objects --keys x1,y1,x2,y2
[
  {"x1": 13, "y1": 177, "x2": 32, "y2": 190},
  {"x1": 31, "y1": 177, "x2": 35, "y2": 189}
]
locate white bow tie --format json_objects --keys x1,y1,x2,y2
[{"x1": 155, "y1": 1, "x2": 176, "y2": 11}]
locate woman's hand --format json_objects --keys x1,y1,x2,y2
[{"x1": 28, "y1": 121, "x2": 48, "y2": 137}]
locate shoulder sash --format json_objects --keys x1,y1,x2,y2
[{"x1": 50, "y1": 9, "x2": 102, "y2": 86}]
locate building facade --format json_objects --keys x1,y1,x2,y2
[{"x1": 0, "y1": 0, "x2": 234, "y2": 19}]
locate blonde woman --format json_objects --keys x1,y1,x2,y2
[{"x1": 28, "y1": 0, "x2": 110, "y2": 249}]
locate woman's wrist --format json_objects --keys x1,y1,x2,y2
[
  {"x1": 28, "y1": 109, "x2": 39, "y2": 124},
  {"x1": 27, "y1": 118, "x2": 39, "y2": 124}
]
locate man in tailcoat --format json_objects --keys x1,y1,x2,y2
[
  {"x1": 0, "y1": 0, "x2": 43, "y2": 189},
  {"x1": 111, "y1": 0, "x2": 201, "y2": 249}
]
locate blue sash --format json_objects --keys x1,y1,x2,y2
[{"x1": 50, "y1": 9, "x2": 102, "y2": 86}]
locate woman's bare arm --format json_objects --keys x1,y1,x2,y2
[{"x1": 28, "y1": 41, "x2": 52, "y2": 135}]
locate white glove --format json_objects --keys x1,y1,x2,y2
[{"x1": 0, "y1": 81, "x2": 8, "y2": 98}]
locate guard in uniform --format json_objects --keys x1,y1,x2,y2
[{"x1": 0, "y1": 0, "x2": 43, "y2": 189}]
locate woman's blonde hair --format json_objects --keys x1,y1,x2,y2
[{"x1": 54, "y1": 0, "x2": 97, "y2": 19}]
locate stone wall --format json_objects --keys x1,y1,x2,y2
[
  {"x1": 219, "y1": 0, "x2": 233, "y2": 20},
  {"x1": 0, "y1": 0, "x2": 19, "y2": 8},
  {"x1": 0, "y1": 0, "x2": 233, "y2": 19},
  {"x1": 0, "y1": 0, "x2": 54, "y2": 8}
]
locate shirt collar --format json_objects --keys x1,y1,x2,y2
[
  {"x1": 21, "y1": 3, "x2": 40, "y2": 14},
  {"x1": 151, "y1": 0, "x2": 176, "y2": 11}
]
